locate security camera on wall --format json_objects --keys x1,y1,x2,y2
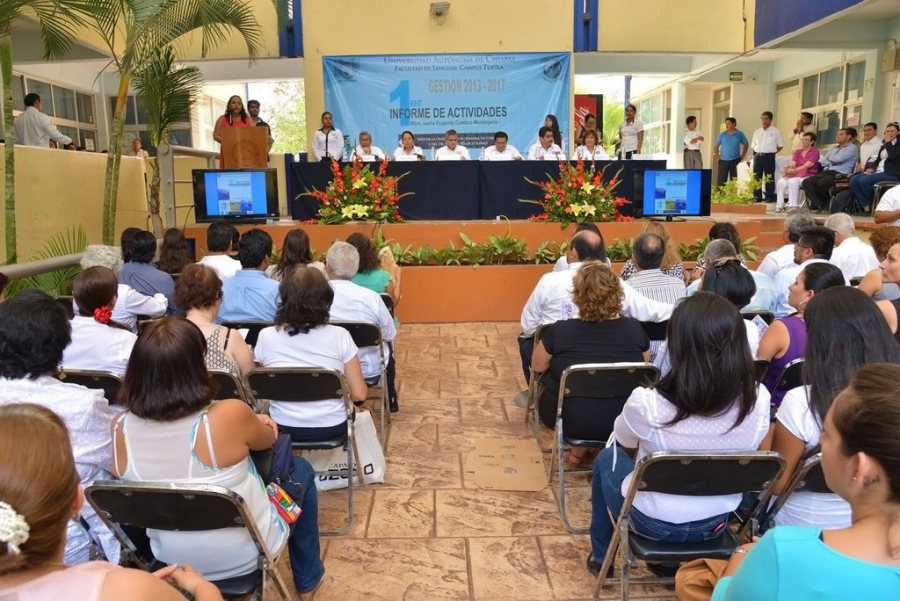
[{"x1": 430, "y1": 2, "x2": 450, "y2": 17}]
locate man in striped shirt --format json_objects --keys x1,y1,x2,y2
[{"x1": 626, "y1": 233, "x2": 686, "y2": 360}]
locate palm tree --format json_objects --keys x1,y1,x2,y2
[
  {"x1": 87, "y1": 0, "x2": 284, "y2": 245},
  {"x1": 131, "y1": 45, "x2": 203, "y2": 235},
  {"x1": 0, "y1": 1, "x2": 94, "y2": 262}
]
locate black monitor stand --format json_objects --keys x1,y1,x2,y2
[{"x1": 648, "y1": 215, "x2": 688, "y2": 222}]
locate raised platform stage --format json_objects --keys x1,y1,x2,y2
[{"x1": 184, "y1": 206, "x2": 783, "y2": 323}]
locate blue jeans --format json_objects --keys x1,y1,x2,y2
[
  {"x1": 850, "y1": 172, "x2": 900, "y2": 209},
  {"x1": 283, "y1": 456, "x2": 325, "y2": 593},
  {"x1": 590, "y1": 446, "x2": 728, "y2": 562}
]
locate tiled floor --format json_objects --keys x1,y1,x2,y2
[{"x1": 274, "y1": 322, "x2": 674, "y2": 600}]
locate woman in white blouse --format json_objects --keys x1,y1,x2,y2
[
  {"x1": 573, "y1": 129, "x2": 611, "y2": 161},
  {"x1": 391, "y1": 130, "x2": 425, "y2": 162},
  {"x1": 62, "y1": 267, "x2": 137, "y2": 377},
  {"x1": 587, "y1": 292, "x2": 770, "y2": 578},
  {"x1": 617, "y1": 104, "x2": 644, "y2": 159},
  {"x1": 254, "y1": 266, "x2": 368, "y2": 442},
  {"x1": 771, "y1": 287, "x2": 900, "y2": 528}
]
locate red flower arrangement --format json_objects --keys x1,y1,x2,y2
[
  {"x1": 520, "y1": 159, "x2": 633, "y2": 226},
  {"x1": 299, "y1": 157, "x2": 412, "y2": 224}
]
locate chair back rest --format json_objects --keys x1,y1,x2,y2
[
  {"x1": 57, "y1": 370, "x2": 123, "y2": 402},
  {"x1": 631, "y1": 451, "x2": 785, "y2": 498},
  {"x1": 773, "y1": 358, "x2": 804, "y2": 394},
  {"x1": 209, "y1": 369, "x2": 246, "y2": 402},
  {"x1": 849, "y1": 277, "x2": 862, "y2": 287},
  {"x1": 742, "y1": 311, "x2": 775, "y2": 325},
  {"x1": 640, "y1": 321, "x2": 669, "y2": 342},
  {"x1": 380, "y1": 293, "x2": 394, "y2": 317},
  {"x1": 220, "y1": 321, "x2": 273, "y2": 348},
  {"x1": 762, "y1": 454, "x2": 831, "y2": 526},
  {"x1": 559, "y1": 363, "x2": 659, "y2": 401},
  {"x1": 753, "y1": 358, "x2": 771, "y2": 382},
  {"x1": 56, "y1": 296, "x2": 75, "y2": 319},
  {"x1": 331, "y1": 321, "x2": 382, "y2": 350},
  {"x1": 245, "y1": 367, "x2": 352, "y2": 415}
]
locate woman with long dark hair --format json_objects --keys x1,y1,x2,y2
[
  {"x1": 770, "y1": 287, "x2": 900, "y2": 528},
  {"x1": 617, "y1": 103, "x2": 644, "y2": 159},
  {"x1": 268, "y1": 229, "x2": 319, "y2": 283},
  {"x1": 587, "y1": 292, "x2": 770, "y2": 578},
  {"x1": 157, "y1": 228, "x2": 191, "y2": 275},
  {"x1": 212, "y1": 95, "x2": 250, "y2": 168},
  {"x1": 544, "y1": 114, "x2": 564, "y2": 149}
]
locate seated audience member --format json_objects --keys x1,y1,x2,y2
[
  {"x1": 481, "y1": 131, "x2": 523, "y2": 161},
  {"x1": 771, "y1": 287, "x2": 900, "y2": 529},
  {"x1": 177, "y1": 264, "x2": 254, "y2": 377},
  {"x1": 874, "y1": 181, "x2": 900, "y2": 226},
  {"x1": 687, "y1": 240, "x2": 776, "y2": 314},
  {"x1": 79, "y1": 245, "x2": 167, "y2": 331},
  {"x1": 775, "y1": 132, "x2": 819, "y2": 212},
  {"x1": 688, "y1": 222, "x2": 747, "y2": 283},
  {"x1": 0, "y1": 404, "x2": 220, "y2": 601},
  {"x1": 198, "y1": 221, "x2": 242, "y2": 280},
  {"x1": 114, "y1": 317, "x2": 325, "y2": 595},
  {"x1": 118, "y1": 231, "x2": 178, "y2": 314},
  {"x1": 255, "y1": 267, "x2": 368, "y2": 439},
  {"x1": 325, "y1": 242, "x2": 398, "y2": 410},
  {"x1": 856, "y1": 226, "x2": 900, "y2": 300},
  {"x1": 531, "y1": 262, "x2": 649, "y2": 465},
  {"x1": 351, "y1": 130, "x2": 385, "y2": 162},
  {"x1": 773, "y1": 225, "x2": 847, "y2": 317},
  {"x1": 824, "y1": 213, "x2": 878, "y2": 280},
  {"x1": 61, "y1": 267, "x2": 137, "y2": 377},
  {"x1": 798, "y1": 128, "x2": 858, "y2": 211},
  {"x1": 856, "y1": 121, "x2": 883, "y2": 171},
  {"x1": 849, "y1": 121, "x2": 900, "y2": 213},
  {"x1": 218, "y1": 229, "x2": 280, "y2": 323},
  {"x1": 120, "y1": 227, "x2": 142, "y2": 264},
  {"x1": 157, "y1": 228, "x2": 192, "y2": 275},
  {"x1": 620, "y1": 221, "x2": 684, "y2": 281},
  {"x1": 756, "y1": 210, "x2": 816, "y2": 279},
  {"x1": 267, "y1": 228, "x2": 324, "y2": 283},
  {"x1": 553, "y1": 222, "x2": 606, "y2": 272},
  {"x1": 434, "y1": 129, "x2": 468, "y2": 161},
  {"x1": 0, "y1": 291, "x2": 118, "y2": 565},
  {"x1": 527, "y1": 126, "x2": 565, "y2": 161},
  {"x1": 712, "y1": 364, "x2": 900, "y2": 600},
  {"x1": 587, "y1": 293, "x2": 770, "y2": 578},
  {"x1": 346, "y1": 232, "x2": 401, "y2": 304},
  {"x1": 573, "y1": 129, "x2": 611, "y2": 161},
  {"x1": 758, "y1": 263, "x2": 845, "y2": 407},
  {"x1": 874, "y1": 239, "x2": 900, "y2": 342},
  {"x1": 227, "y1": 225, "x2": 241, "y2": 258}
]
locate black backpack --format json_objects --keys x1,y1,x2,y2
[{"x1": 829, "y1": 188, "x2": 856, "y2": 214}]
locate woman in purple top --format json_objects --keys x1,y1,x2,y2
[
  {"x1": 758, "y1": 263, "x2": 845, "y2": 406},
  {"x1": 776, "y1": 132, "x2": 821, "y2": 212}
]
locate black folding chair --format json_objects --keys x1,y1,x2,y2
[
  {"x1": 244, "y1": 367, "x2": 356, "y2": 535},
  {"x1": 753, "y1": 358, "x2": 771, "y2": 382},
  {"x1": 220, "y1": 321, "x2": 273, "y2": 348},
  {"x1": 551, "y1": 363, "x2": 659, "y2": 533},
  {"x1": 85, "y1": 481, "x2": 290, "y2": 600},
  {"x1": 772, "y1": 358, "x2": 804, "y2": 398},
  {"x1": 55, "y1": 295, "x2": 75, "y2": 318},
  {"x1": 639, "y1": 320, "x2": 669, "y2": 342},
  {"x1": 380, "y1": 293, "x2": 395, "y2": 317},
  {"x1": 332, "y1": 320, "x2": 390, "y2": 449},
  {"x1": 762, "y1": 453, "x2": 830, "y2": 529},
  {"x1": 526, "y1": 323, "x2": 553, "y2": 451},
  {"x1": 849, "y1": 277, "x2": 862, "y2": 287},
  {"x1": 209, "y1": 369, "x2": 250, "y2": 406},
  {"x1": 741, "y1": 311, "x2": 775, "y2": 325},
  {"x1": 593, "y1": 451, "x2": 786, "y2": 600},
  {"x1": 57, "y1": 369, "x2": 123, "y2": 406}
]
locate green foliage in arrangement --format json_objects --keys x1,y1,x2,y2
[{"x1": 712, "y1": 173, "x2": 770, "y2": 205}]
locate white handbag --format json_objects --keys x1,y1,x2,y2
[{"x1": 301, "y1": 411, "x2": 386, "y2": 491}]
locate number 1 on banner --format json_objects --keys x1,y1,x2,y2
[{"x1": 389, "y1": 80, "x2": 410, "y2": 126}]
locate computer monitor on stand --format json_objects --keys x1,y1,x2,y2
[{"x1": 632, "y1": 169, "x2": 712, "y2": 221}]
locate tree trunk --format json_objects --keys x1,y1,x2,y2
[
  {"x1": 1, "y1": 31, "x2": 16, "y2": 263},
  {"x1": 102, "y1": 74, "x2": 130, "y2": 245},
  {"x1": 148, "y1": 161, "x2": 163, "y2": 236}
]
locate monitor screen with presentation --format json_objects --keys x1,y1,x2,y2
[
  {"x1": 633, "y1": 169, "x2": 712, "y2": 220},
  {"x1": 192, "y1": 169, "x2": 279, "y2": 223}
]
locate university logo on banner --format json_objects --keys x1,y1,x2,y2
[{"x1": 323, "y1": 53, "x2": 571, "y2": 159}]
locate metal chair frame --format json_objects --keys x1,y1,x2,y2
[
  {"x1": 379, "y1": 293, "x2": 395, "y2": 317},
  {"x1": 762, "y1": 453, "x2": 829, "y2": 528},
  {"x1": 244, "y1": 366, "x2": 356, "y2": 536},
  {"x1": 526, "y1": 324, "x2": 553, "y2": 452},
  {"x1": 220, "y1": 321, "x2": 274, "y2": 349},
  {"x1": 593, "y1": 451, "x2": 786, "y2": 600},
  {"x1": 772, "y1": 358, "x2": 804, "y2": 396},
  {"x1": 56, "y1": 369, "x2": 124, "y2": 405},
  {"x1": 85, "y1": 481, "x2": 290, "y2": 600},
  {"x1": 209, "y1": 368, "x2": 251, "y2": 406},
  {"x1": 550, "y1": 363, "x2": 660, "y2": 534}
]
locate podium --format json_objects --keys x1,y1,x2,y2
[{"x1": 220, "y1": 127, "x2": 269, "y2": 168}]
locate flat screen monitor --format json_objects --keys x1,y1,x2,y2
[
  {"x1": 633, "y1": 169, "x2": 712, "y2": 220},
  {"x1": 192, "y1": 169, "x2": 279, "y2": 223}
]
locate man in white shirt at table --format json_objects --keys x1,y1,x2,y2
[
  {"x1": 482, "y1": 131, "x2": 523, "y2": 161},
  {"x1": 750, "y1": 111, "x2": 785, "y2": 202},
  {"x1": 527, "y1": 126, "x2": 565, "y2": 161},
  {"x1": 312, "y1": 111, "x2": 344, "y2": 162},
  {"x1": 350, "y1": 131, "x2": 385, "y2": 162},
  {"x1": 757, "y1": 210, "x2": 816, "y2": 279},
  {"x1": 825, "y1": 213, "x2": 879, "y2": 281},
  {"x1": 14, "y1": 93, "x2": 73, "y2": 149},
  {"x1": 325, "y1": 241, "x2": 398, "y2": 410},
  {"x1": 434, "y1": 129, "x2": 468, "y2": 161}
]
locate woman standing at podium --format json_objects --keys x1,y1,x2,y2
[{"x1": 213, "y1": 95, "x2": 250, "y2": 168}]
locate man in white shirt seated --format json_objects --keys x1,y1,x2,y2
[
  {"x1": 858, "y1": 122, "x2": 883, "y2": 172},
  {"x1": 13, "y1": 93, "x2": 74, "y2": 149},
  {"x1": 756, "y1": 210, "x2": 816, "y2": 278},
  {"x1": 874, "y1": 184, "x2": 900, "y2": 226},
  {"x1": 434, "y1": 129, "x2": 468, "y2": 161},
  {"x1": 350, "y1": 131, "x2": 385, "y2": 162},
  {"x1": 482, "y1": 131, "x2": 523, "y2": 161},
  {"x1": 197, "y1": 221, "x2": 242, "y2": 281},
  {"x1": 688, "y1": 240, "x2": 777, "y2": 315},
  {"x1": 773, "y1": 226, "x2": 849, "y2": 317},
  {"x1": 325, "y1": 242, "x2": 399, "y2": 411},
  {"x1": 825, "y1": 213, "x2": 879, "y2": 280},
  {"x1": 527, "y1": 126, "x2": 565, "y2": 161},
  {"x1": 552, "y1": 222, "x2": 607, "y2": 272}
]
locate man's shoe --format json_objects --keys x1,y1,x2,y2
[
  {"x1": 586, "y1": 554, "x2": 615, "y2": 579},
  {"x1": 513, "y1": 389, "x2": 532, "y2": 409},
  {"x1": 389, "y1": 398, "x2": 399, "y2": 413}
]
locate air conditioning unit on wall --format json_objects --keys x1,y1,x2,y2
[{"x1": 884, "y1": 47, "x2": 900, "y2": 73}]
